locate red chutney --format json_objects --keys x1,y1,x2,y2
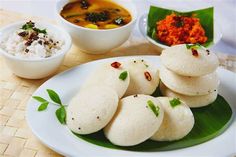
[{"x1": 156, "y1": 13, "x2": 208, "y2": 46}]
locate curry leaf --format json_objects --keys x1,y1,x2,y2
[
  {"x1": 21, "y1": 21, "x2": 34, "y2": 30},
  {"x1": 55, "y1": 106, "x2": 66, "y2": 124},
  {"x1": 38, "y1": 102, "x2": 49, "y2": 111},
  {"x1": 33, "y1": 28, "x2": 47, "y2": 34},
  {"x1": 33, "y1": 89, "x2": 66, "y2": 125},
  {"x1": 46, "y1": 89, "x2": 62, "y2": 105},
  {"x1": 21, "y1": 21, "x2": 47, "y2": 34},
  {"x1": 33, "y1": 96, "x2": 48, "y2": 103}
]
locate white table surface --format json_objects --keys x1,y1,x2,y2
[{"x1": 0, "y1": 0, "x2": 235, "y2": 55}]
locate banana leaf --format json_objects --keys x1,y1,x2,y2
[
  {"x1": 147, "y1": 6, "x2": 214, "y2": 47},
  {"x1": 73, "y1": 94, "x2": 233, "y2": 151}
]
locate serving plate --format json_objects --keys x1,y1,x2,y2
[
  {"x1": 26, "y1": 56, "x2": 236, "y2": 157},
  {"x1": 138, "y1": 14, "x2": 222, "y2": 49}
]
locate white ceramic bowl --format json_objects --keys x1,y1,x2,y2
[
  {"x1": 0, "y1": 21, "x2": 72, "y2": 79},
  {"x1": 55, "y1": 0, "x2": 137, "y2": 54},
  {"x1": 138, "y1": 13, "x2": 222, "y2": 49}
]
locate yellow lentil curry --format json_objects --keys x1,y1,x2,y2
[{"x1": 60, "y1": 0, "x2": 132, "y2": 29}]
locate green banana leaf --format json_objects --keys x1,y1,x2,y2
[
  {"x1": 147, "y1": 6, "x2": 214, "y2": 47},
  {"x1": 73, "y1": 94, "x2": 233, "y2": 151}
]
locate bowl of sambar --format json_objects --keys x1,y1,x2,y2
[{"x1": 56, "y1": 0, "x2": 137, "y2": 54}]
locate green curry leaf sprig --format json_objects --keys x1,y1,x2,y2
[
  {"x1": 33, "y1": 89, "x2": 66, "y2": 124},
  {"x1": 21, "y1": 21, "x2": 47, "y2": 34}
]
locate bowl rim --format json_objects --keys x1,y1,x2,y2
[
  {"x1": 55, "y1": 0, "x2": 138, "y2": 32},
  {"x1": 0, "y1": 21, "x2": 72, "y2": 62}
]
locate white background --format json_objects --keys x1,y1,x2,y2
[{"x1": 0, "y1": 0, "x2": 235, "y2": 54}]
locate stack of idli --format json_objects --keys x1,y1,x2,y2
[{"x1": 160, "y1": 44, "x2": 220, "y2": 108}]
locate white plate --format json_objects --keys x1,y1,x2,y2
[
  {"x1": 138, "y1": 13, "x2": 223, "y2": 49},
  {"x1": 26, "y1": 56, "x2": 236, "y2": 157}
]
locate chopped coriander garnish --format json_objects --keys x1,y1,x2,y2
[
  {"x1": 169, "y1": 98, "x2": 181, "y2": 108},
  {"x1": 21, "y1": 21, "x2": 35, "y2": 30},
  {"x1": 147, "y1": 100, "x2": 160, "y2": 117},
  {"x1": 186, "y1": 43, "x2": 202, "y2": 49},
  {"x1": 119, "y1": 71, "x2": 128, "y2": 81},
  {"x1": 33, "y1": 89, "x2": 66, "y2": 124},
  {"x1": 21, "y1": 21, "x2": 47, "y2": 34},
  {"x1": 33, "y1": 28, "x2": 47, "y2": 34}
]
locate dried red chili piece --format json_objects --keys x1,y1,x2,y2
[
  {"x1": 111, "y1": 61, "x2": 121, "y2": 69},
  {"x1": 191, "y1": 48, "x2": 199, "y2": 57},
  {"x1": 144, "y1": 71, "x2": 152, "y2": 81}
]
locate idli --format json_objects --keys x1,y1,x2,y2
[
  {"x1": 161, "y1": 44, "x2": 219, "y2": 77},
  {"x1": 151, "y1": 97, "x2": 194, "y2": 141},
  {"x1": 124, "y1": 59, "x2": 159, "y2": 96},
  {"x1": 160, "y1": 65, "x2": 219, "y2": 96},
  {"x1": 104, "y1": 95, "x2": 164, "y2": 146},
  {"x1": 67, "y1": 85, "x2": 119, "y2": 135},
  {"x1": 160, "y1": 82, "x2": 218, "y2": 108},
  {"x1": 82, "y1": 61, "x2": 130, "y2": 98}
]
